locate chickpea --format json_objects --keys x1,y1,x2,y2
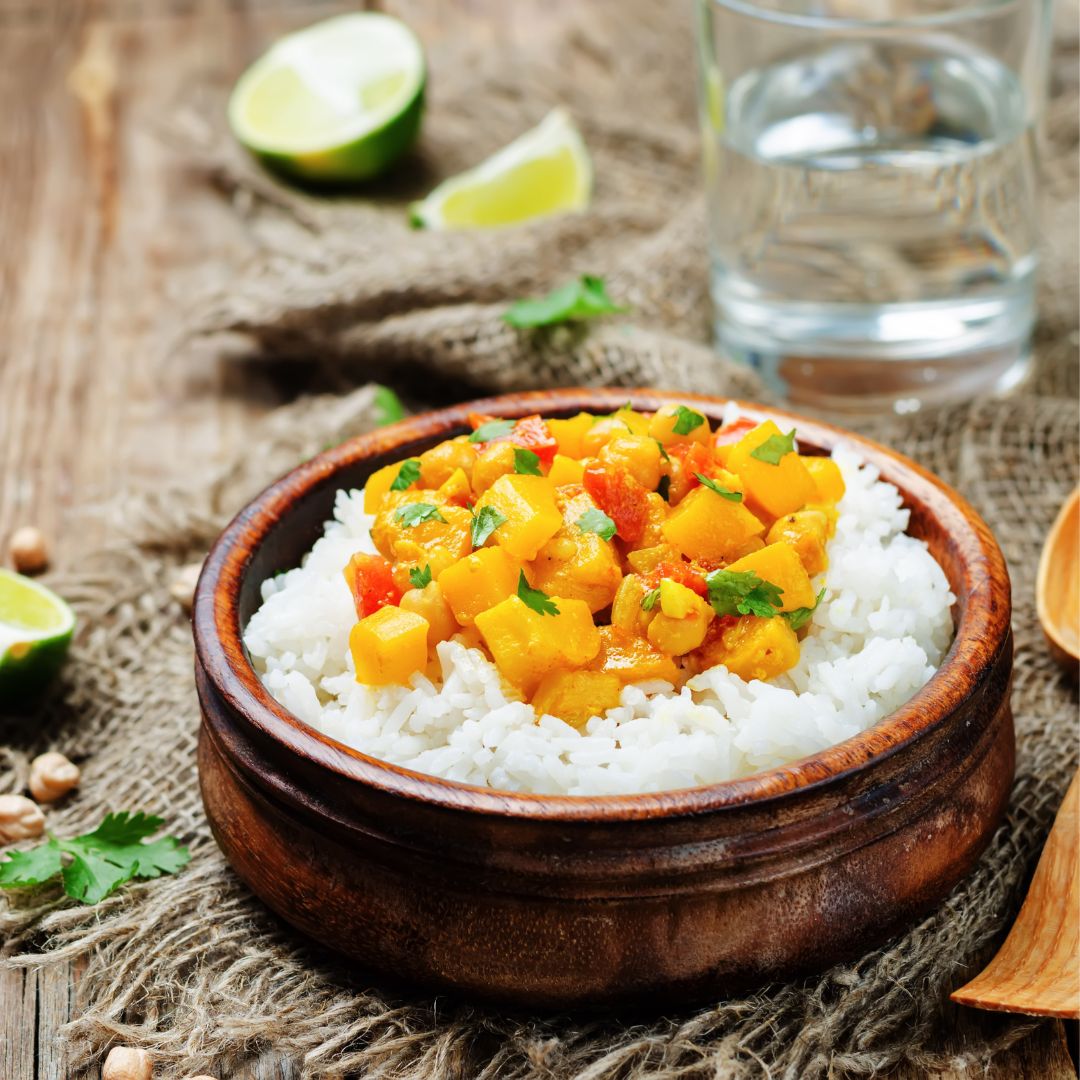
[
  {"x1": 419, "y1": 436, "x2": 474, "y2": 488},
  {"x1": 580, "y1": 416, "x2": 628, "y2": 458},
  {"x1": 647, "y1": 609, "x2": 713, "y2": 656},
  {"x1": 399, "y1": 581, "x2": 458, "y2": 644},
  {"x1": 648, "y1": 404, "x2": 711, "y2": 447},
  {"x1": 169, "y1": 562, "x2": 202, "y2": 614},
  {"x1": 102, "y1": 1047, "x2": 153, "y2": 1080},
  {"x1": 8, "y1": 526, "x2": 49, "y2": 574},
  {"x1": 28, "y1": 751, "x2": 80, "y2": 803},
  {"x1": 0, "y1": 794, "x2": 45, "y2": 844},
  {"x1": 599, "y1": 435, "x2": 662, "y2": 492},
  {"x1": 471, "y1": 441, "x2": 516, "y2": 495}
]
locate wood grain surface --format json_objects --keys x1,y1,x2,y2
[{"x1": 0, "y1": 0, "x2": 1074, "y2": 1076}]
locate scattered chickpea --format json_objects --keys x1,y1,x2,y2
[
  {"x1": 169, "y1": 562, "x2": 203, "y2": 613},
  {"x1": 28, "y1": 751, "x2": 80, "y2": 803},
  {"x1": 0, "y1": 795, "x2": 46, "y2": 844},
  {"x1": 102, "y1": 1046, "x2": 153, "y2": 1080},
  {"x1": 8, "y1": 526, "x2": 49, "y2": 575}
]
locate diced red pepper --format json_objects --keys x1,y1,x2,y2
[
  {"x1": 468, "y1": 412, "x2": 558, "y2": 468},
  {"x1": 583, "y1": 461, "x2": 650, "y2": 544},
  {"x1": 667, "y1": 442, "x2": 717, "y2": 494},
  {"x1": 642, "y1": 558, "x2": 708, "y2": 598},
  {"x1": 343, "y1": 553, "x2": 403, "y2": 619}
]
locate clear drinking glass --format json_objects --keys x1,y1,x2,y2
[{"x1": 695, "y1": 0, "x2": 1051, "y2": 413}]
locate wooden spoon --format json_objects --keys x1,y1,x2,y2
[{"x1": 1036, "y1": 486, "x2": 1079, "y2": 675}]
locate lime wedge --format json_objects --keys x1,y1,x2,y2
[
  {"x1": 0, "y1": 569, "x2": 75, "y2": 704},
  {"x1": 409, "y1": 108, "x2": 592, "y2": 230},
  {"x1": 228, "y1": 13, "x2": 426, "y2": 183}
]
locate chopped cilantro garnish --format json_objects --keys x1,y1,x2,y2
[
  {"x1": 640, "y1": 587, "x2": 661, "y2": 611},
  {"x1": 654, "y1": 439, "x2": 671, "y2": 463},
  {"x1": 694, "y1": 473, "x2": 743, "y2": 502},
  {"x1": 705, "y1": 568, "x2": 785, "y2": 619},
  {"x1": 785, "y1": 587, "x2": 826, "y2": 631},
  {"x1": 390, "y1": 458, "x2": 421, "y2": 492},
  {"x1": 469, "y1": 418, "x2": 516, "y2": 444},
  {"x1": 409, "y1": 564, "x2": 433, "y2": 589},
  {"x1": 395, "y1": 503, "x2": 446, "y2": 528},
  {"x1": 517, "y1": 571, "x2": 560, "y2": 616},
  {"x1": 373, "y1": 386, "x2": 406, "y2": 426},
  {"x1": 672, "y1": 406, "x2": 706, "y2": 436},
  {"x1": 576, "y1": 508, "x2": 617, "y2": 542},
  {"x1": 471, "y1": 505, "x2": 507, "y2": 548},
  {"x1": 750, "y1": 429, "x2": 797, "y2": 465},
  {"x1": 504, "y1": 275, "x2": 626, "y2": 329},
  {"x1": 513, "y1": 448, "x2": 543, "y2": 476}
]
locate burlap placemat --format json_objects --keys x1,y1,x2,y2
[{"x1": 2, "y1": 2, "x2": 1077, "y2": 1076}]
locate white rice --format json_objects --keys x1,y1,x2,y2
[{"x1": 243, "y1": 426, "x2": 955, "y2": 795}]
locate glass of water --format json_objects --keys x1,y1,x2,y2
[{"x1": 695, "y1": 0, "x2": 1051, "y2": 413}]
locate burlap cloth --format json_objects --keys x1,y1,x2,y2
[{"x1": 3, "y1": 3, "x2": 1077, "y2": 1076}]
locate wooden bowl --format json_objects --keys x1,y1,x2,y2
[{"x1": 193, "y1": 389, "x2": 1014, "y2": 1009}]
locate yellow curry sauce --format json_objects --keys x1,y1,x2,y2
[{"x1": 345, "y1": 405, "x2": 845, "y2": 727}]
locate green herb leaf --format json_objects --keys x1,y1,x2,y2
[
  {"x1": 471, "y1": 505, "x2": 507, "y2": 548},
  {"x1": 513, "y1": 448, "x2": 543, "y2": 476},
  {"x1": 576, "y1": 508, "x2": 617, "y2": 542},
  {"x1": 0, "y1": 812, "x2": 190, "y2": 906},
  {"x1": 469, "y1": 419, "x2": 516, "y2": 444},
  {"x1": 694, "y1": 473, "x2": 743, "y2": 502},
  {"x1": 503, "y1": 275, "x2": 627, "y2": 329},
  {"x1": 654, "y1": 439, "x2": 671, "y2": 463},
  {"x1": 395, "y1": 503, "x2": 447, "y2": 528},
  {"x1": 409, "y1": 564, "x2": 433, "y2": 589},
  {"x1": 750, "y1": 429, "x2": 797, "y2": 465},
  {"x1": 373, "y1": 386, "x2": 406, "y2": 426},
  {"x1": 672, "y1": 406, "x2": 706, "y2": 436},
  {"x1": 705, "y1": 569, "x2": 785, "y2": 619},
  {"x1": 785, "y1": 587, "x2": 826, "y2": 631},
  {"x1": 517, "y1": 571, "x2": 560, "y2": 616},
  {"x1": 390, "y1": 458, "x2": 421, "y2": 492},
  {"x1": 656, "y1": 475, "x2": 671, "y2": 501},
  {"x1": 640, "y1": 587, "x2": 661, "y2": 611}
]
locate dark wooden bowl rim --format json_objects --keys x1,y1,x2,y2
[{"x1": 193, "y1": 388, "x2": 1010, "y2": 822}]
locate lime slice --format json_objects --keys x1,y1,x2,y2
[
  {"x1": 228, "y1": 13, "x2": 426, "y2": 183},
  {"x1": 0, "y1": 569, "x2": 75, "y2": 704},
  {"x1": 409, "y1": 108, "x2": 592, "y2": 230}
]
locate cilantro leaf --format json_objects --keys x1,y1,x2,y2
[
  {"x1": 471, "y1": 505, "x2": 507, "y2": 548},
  {"x1": 517, "y1": 571, "x2": 560, "y2": 616},
  {"x1": 694, "y1": 474, "x2": 743, "y2": 502},
  {"x1": 672, "y1": 406, "x2": 706, "y2": 436},
  {"x1": 513, "y1": 448, "x2": 543, "y2": 476},
  {"x1": 373, "y1": 386, "x2": 406, "y2": 426},
  {"x1": 576, "y1": 508, "x2": 616, "y2": 542},
  {"x1": 750, "y1": 429, "x2": 797, "y2": 465},
  {"x1": 705, "y1": 569, "x2": 785, "y2": 619},
  {"x1": 656, "y1": 475, "x2": 671, "y2": 501},
  {"x1": 504, "y1": 275, "x2": 627, "y2": 329},
  {"x1": 785, "y1": 587, "x2": 826, "y2": 631},
  {"x1": 654, "y1": 439, "x2": 671, "y2": 463},
  {"x1": 395, "y1": 503, "x2": 446, "y2": 528},
  {"x1": 390, "y1": 459, "x2": 421, "y2": 492},
  {"x1": 0, "y1": 812, "x2": 190, "y2": 905},
  {"x1": 640, "y1": 587, "x2": 661, "y2": 611},
  {"x1": 469, "y1": 419, "x2": 516, "y2": 444},
  {"x1": 409, "y1": 564, "x2": 433, "y2": 589}
]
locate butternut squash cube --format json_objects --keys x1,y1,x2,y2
[
  {"x1": 548, "y1": 454, "x2": 586, "y2": 486},
  {"x1": 800, "y1": 456, "x2": 846, "y2": 505},
  {"x1": 699, "y1": 615, "x2": 799, "y2": 683},
  {"x1": 724, "y1": 542, "x2": 816, "y2": 612},
  {"x1": 661, "y1": 485, "x2": 765, "y2": 562},
  {"x1": 473, "y1": 474, "x2": 562, "y2": 560},
  {"x1": 531, "y1": 670, "x2": 623, "y2": 729},
  {"x1": 659, "y1": 578, "x2": 703, "y2": 619},
  {"x1": 548, "y1": 413, "x2": 595, "y2": 459},
  {"x1": 475, "y1": 595, "x2": 600, "y2": 693},
  {"x1": 590, "y1": 626, "x2": 679, "y2": 684},
  {"x1": 437, "y1": 547, "x2": 521, "y2": 625},
  {"x1": 350, "y1": 606, "x2": 429, "y2": 686},
  {"x1": 363, "y1": 461, "x2": 406, "y2": 514},
  {"x1": 726, "y1": 421, "x2": 817, "y2": 519},
  {"x1": 435, "y1": 467, "x2": 471, "y2": 506}
]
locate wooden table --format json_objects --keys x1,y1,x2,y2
[{"x1": 0, "y1": 0, "x2": 1075, "y2": 1076}]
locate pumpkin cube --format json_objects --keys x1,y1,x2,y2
[
  {"x1": 699, "y1": 615, "x2": 799, "y2": 683},
  {"x1": 724, "y1": 542, "x2": 816, "y2": 612},
  {"x1": 548, "y1": 413, "x2": 595, "y2": 459},
  {"x1": 659, "y1": 578, "x2": 703, "y2": 619},
  {"x1": 590, "y1": 626, "x2": 679, "y2": 684},
  {"x1": 726, "y1": 421, "x2": 817, "y2": 519},
  {"x1": 437, "y1": 547, "x2": 522, "y2": 625},
  {"x1": 350, "y1": 606, "x2": 429, "y2": 686},
  {"x1": 435, "y1": 467, "x2": 471, "y2": 506},
  {"x1": 473, "y1": 474, "x2": 562, "y2": 560},
  {"x1": 363, "y1": 461, "x2": 409, "y2": 515},
  {"x1": 661, "y1": 485, "x2": 765, "y2": 562},
  {"x1": 800, "y1": 456, "x2": 846, "y2": 505},
  {"x1": 548, "y1": 453, "x2": 586, "y2": 486},
  {"x1": 531, "y1": 669, "x2": 623, "y2": 729},
  {"x1": 475, "y1": 595, "x2": 600, "y2": 693}
]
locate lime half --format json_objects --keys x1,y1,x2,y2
[
  {"x1": 0, "y1": 569, "x2": 75, "y2": 705},
  {"x1": 228, "y1": 13, "x2": 426, "y2": 183},
  {"x1": 410, "y1": 108, "x2": 592, "y2": 230}
]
